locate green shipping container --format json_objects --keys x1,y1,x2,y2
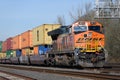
[
  {"x1": 0, "y1": 41, "x2": 2, "y2": 52},
  {"x1": 6, "y1": 50, "x2": 13, "y2": 58}
]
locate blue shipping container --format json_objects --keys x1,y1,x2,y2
[
  {"x1": 16, "y1": 50, "x2": 21, "y2": 57},
  {"x1": 38, "y1": 45, "x2": 50, "y2": 55}
]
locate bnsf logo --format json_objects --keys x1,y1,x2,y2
[{"x1": 76, "y1": 38, "x2": 104, "y2": 43}]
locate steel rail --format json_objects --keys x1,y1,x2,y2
[
  {"x1": 0, "y1": 69, "x2": 36, "y2": 80},
  {"x1": 0, "y1": 64, "x2": 120, "y2": 80}
]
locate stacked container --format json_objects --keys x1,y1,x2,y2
[
  {"x1": 32, "y1": 24, "x2": 61, "y2": 55},
  {"x1": 6, "y1": 50, "x2": 13, "y2": 58},
  {"x1": 0, "y1": 41, "x2": 7, "y2": 59},
  {"x1": 0, "y1": 41, "x2": 6, "y2": 59},
  {"x1": 12, "y1": 35, "x2": 21, "y2": 57},
  {"x1": 2, "y1": 41, "x2": 7, "y2": 53},
  {"x1": 21, "y1": 30, "x2": 33, "y2": 56},
  {"x1": 21, "y1": 48, "x2": 33, "y2": 56},
  {"x1": 12, "y1": 35, "x2": 21, "y2": 50},
  {"x1": 6, "y1": 37, "x2": 13, "y2": 58},
  {"x1": 0, "y1": 41, "x2": 2, "y2": 52},
  {"x1": 33, "y1": 46, "x2": 38, "y2": 55},
  {"x1": 6, "y1": 38, "x2": 13, "y2": 50},
  {"x1": 0, "y1": 52, "x2": 6, "y2": 59}
]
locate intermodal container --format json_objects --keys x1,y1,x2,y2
[
  {"x1": 12, "y1": 50, "x2": 16, "y2": 57},
  {"x1": 0, "y1": 52, "x2": 6, "y2": 59},
  {"x1": 32, "y1": 24, "x2": 61, "y2": 46},
  {"x1": 2, "y1": 41, "x2": 7, "y2": 52},
  {"x1": 22, "y1": 48, "x2": 33, "y2": 56},
  {"x1": 6, "y1": 37, "x2": 13, "y2": 50},
  {"x1": 12, "y1": 35, "x2": 21, "y2": 50},
  {"x1": 16, "y1": 50, "x2": 21, "y2": 57},
  {"x1": 0, "y1": 41, "x2": 2, "y2": 52},
  {"x1": 21, "y1": 30, "x2": 33, "y2": 49},
  {"x1": 38, "y1": 45, "x2": 50, "y2": 55},
  {"x1": 6, "y1": 50, "x2": 13, "y2": 58},
  {"x1": 33, "y1": 46, "x2": 38, "y2": 55}
]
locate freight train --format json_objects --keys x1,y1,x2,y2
[{"x1": 0, "y1": 21, "x2": 108, "y2": 67}]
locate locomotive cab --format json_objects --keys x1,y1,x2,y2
[{"x1": 73, "y1": 21, "x2": 103, "y2": 34}]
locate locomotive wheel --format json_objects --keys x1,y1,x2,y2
[
  {"x1": 45, "y1": 58, "x2": 56, "y2": 66},
  {"x1": 74, "y1": 48, "x2": 80, "y2": 65}
]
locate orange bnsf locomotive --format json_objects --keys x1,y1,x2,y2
[{"x1": 48, "y1": 21, "x2": 108, "y2": 67}]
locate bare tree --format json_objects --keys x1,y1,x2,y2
[
  {"x1": 69, "y1": 2, "x2": 93, "y2": 22},
  {"x1": 56, "y1": 15, "x2": 66, "y2": 25}
]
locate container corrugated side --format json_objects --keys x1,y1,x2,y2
[
  {"x1": 32, "y1": 24, "x2": 61, "y2": 46},
  {"x1": 21, "y1": 30, "x2": 33, "y2": 49},
  {"x1": 0, "y1": 53, "x2": 6, "y2": 59},
  {"x1": 22, "y1": 48, "x2": 33, "y2": 56},
  {"x1": 6, "y1": 50, "x2": 13, "y2": 58},
  {"x1": 0, "y1": 41, "x2": 2, "y2": 52},
  {"x1": 12, "y1": 50, "x2": 16, "y2": 57},
  {"x1": 16, "y1": 50, "x2": 21, "y2": 57},
  {"x1": 6, "y1": 37, "x2": 13, "y2": 50},
  {"x1": 38, "y1": 45, "x2": 50, "y2": 55},
  {"x1": 12, "y1": 35, "x2": 21, "y2": 50},
  {"x1": 33, "y1": 46, "x2": 38, "y2": 55},
  {"x1": 22, "y1": 49, "x2": 26, "y2": 56},
  {"x1": 2, "y1": 41, "x2": 7, "y2": 52}
]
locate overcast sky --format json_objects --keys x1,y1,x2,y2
[{"x1": 0, "y1": 0, "x2": 93, "y2": 41}]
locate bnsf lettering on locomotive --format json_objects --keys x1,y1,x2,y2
[
  {"x1": 77, "y1": 38, "x2": 81, "y2": 42},
  {"x1": 76, "y1": 38, "x2": 104, "y2": 43},
  {"x1": 99, "y1": 38, "x2": 104, "y2": 41},
  {"x1": 85, "y1": 38, "x2": 92, "y2": 41},
  {"x1": 93, "y1": 38, "x2": 98, "y2": 41}
]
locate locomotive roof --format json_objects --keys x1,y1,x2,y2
[{"x1": 48, "y1": 26, "x2": 69, "y2": 36}]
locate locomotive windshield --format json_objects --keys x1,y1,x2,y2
[
  {"x1": 74, "y1": 26, "x2": 87, "y2": 33},
  {"x1": 88, "y1": 26, "x2": 100, "y2": 32}
]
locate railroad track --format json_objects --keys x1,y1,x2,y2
[
  {"x1": 104, "y1": 63, "x2": 120, "y2": 68},
  {"x1": 0, "y1": 64, "x2": 120, "y2": 80},
  {"x1": 0, "y1": 70, "x2": 35, "y2": 80}
]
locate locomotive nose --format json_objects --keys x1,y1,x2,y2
[{"x1": 78, "y1": 31, "x2": 104, "y2": 52}]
